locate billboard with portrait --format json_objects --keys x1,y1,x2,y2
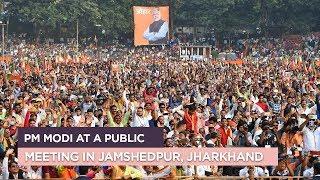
[{"x1": 133, "y1": 6, "x2": 170, "y2": 46}]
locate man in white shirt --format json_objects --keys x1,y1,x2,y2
[
  {"x1": 131, "y1": 107, "x2": 150, "y2": 127},
  {"x1": 300, "y1": 117, "x2": 320, "y2": 152},
  {"x1": 29, "y1": 99, "x2": 47, "y2": 127},
  {"x1": 239, "y1": 166, "x2": 269, "y2": 178},
  {"x1": 136, "y1": 166, "x2": 172, "y2": 179},
  {"x1": 123, "y1": 90, "x2": 139, "y2": 113},
  {"x1": 73, "y1": 107, "x2": 83, "y2": 125},
  {"x1": 183, "y1": 165, "x2": 211, "y2": 177},
  {"x1": 86, "y1": 109, "x2": 100, "y2": 127},
  {"x1": 2, "y1": 149, "x2": 27, "y2": 180},
  {"x1": 297, "y1": 100, "x2": 316, "y2": 115},
  {"x1": 195, "y1": 86, "x2": 208, "y2": 107},
  {"x1": 26, "y1": 166, "x2": 42, "y2": 179}
]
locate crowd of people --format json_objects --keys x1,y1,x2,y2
[{"x1": 0, "y1": 34, "x2": 320, "y2": 179}]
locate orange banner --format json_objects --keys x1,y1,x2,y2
[
  {"x1": 225, "y1": 59, "x2": 244, "y2": 65},
  {"x1": 133, "y1": 6, "x2": 169, "y2": 46},
  {"x1": 211, "y1": 59, "x2": 245, "y2": 66}
]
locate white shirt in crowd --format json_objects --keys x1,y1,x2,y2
[
  {"x1": 26, "y1": 167, "x2": 42, "y2": 179},
  {"x1": 302, "y1": 126, "x2": 320, "y2": 152},
  {"x1": 157, "y1": 111, "x2": 170, "y2": 127},
  {"x1": 89, "y1": 116, "x2": 100, "y2": 127},
  {"x1": 183, "y1": 165, "x2": 211, "y2": 177},
  {"x1": 239, "y1": 166, "x2": 269, "y2": 178},
  {"x1": 131, "y1": 115, "x2": 150, "y2": 127},
  {"x1": 35, "y1": 109, "x2": 46, "y2": 126},
  {"x1": 2, "y1": 157, "x2": 27, "y2": 180},
  {"x1": 297, "y1": 105, "x2": 316, "y2": 115},
  {"x1": 136, "y1": 166, "x2": 171, "y2": 179},
  {"x1": 303, "y1": 167, "x2": 314, "y2": 177},
  {"x1": 73, "y1": 115, "x2": 82, "y2": 125},
  {"x1": 166, "y1": 130, "x2": 175, "y2": 138}
]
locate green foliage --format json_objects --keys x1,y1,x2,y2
[
  {"x1": 266, "y1": 0, "x2": 320, "y2": 34},
  {"x1": 212, "y1": 49, "x2": 219, "y2": 59},
  {"x1": 6, "y1": 0, "x2": 320, "y2": 38},
  {"x1": 174, "y1": 0, "x2": 234, "y2": 29}
]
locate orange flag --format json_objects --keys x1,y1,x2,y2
[
  {"x1": 9, "y1": 73, "x2": 22, "y2": 83},
  {"x1": 24, "y1": 63, "x2": 31, "y2": 76},
  {"x1": 225, "y1": 59, "x2": 244, "y2": 65},
  {"x1": 34, "y1": 66, "x2": 40, "y2": 75}
]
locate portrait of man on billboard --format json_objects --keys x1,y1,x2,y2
[{"x1": 143, "y1": 8, "x2": 169, "y2": 45}]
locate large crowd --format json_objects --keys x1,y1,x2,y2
[{"x1": 0, "y1": 34, "x2": 320, "y2": 179}]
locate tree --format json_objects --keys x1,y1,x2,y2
[
  {"x1": 97, "y1": 0, "x2": 133, "y2": 38},
  {"x1": 266, "y1": 0, "x2": 320, "y2": 34},
  {"x1": 6, "y1": 0, "x2": 320, "y2": 39},
  {"x1": 174, "y1": 0, "x2": 235, "y2": 31},
  {"x1": 8, "y1": 0, "x2": 102, "y2": 37}
]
